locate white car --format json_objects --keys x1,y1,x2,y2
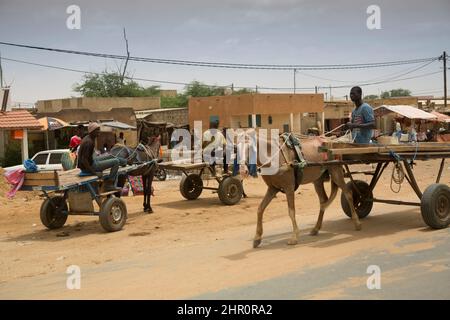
[{"x1": 3, "y1": 149, "x2": 70, "y2": 172}]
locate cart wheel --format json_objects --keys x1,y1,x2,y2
[
  {"x1": 99, "y1": 197, "x2": 127, "y2": 232},
  {"x1": 180, "y1": 173, "x2": 203, "y2": 200},
  {"x1": 341, "y1": 180, "x2": 373, "y2": 219},
  {"x1": 156, "y1": 168, "x2": 167, "y2": 181},
  {"x1": 40, "y1": 196, "x2": 68, "y2": 229},
  {"x1": 218, "y1": 176, "x2": 243, "y2": 205},
  {"x1": 421, "y1": 183, "x2": 450, "y2": 229}
]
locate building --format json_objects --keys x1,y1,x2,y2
[
  {"x1": 189, "y1": 93, "x2": 324, "y2": 134},
  {"x1": 36, "y1": 97, "x2": 162, "y2": 147},
  {"x1": 36, "y1": 97, "x2": 160, "y2": 114},
  {"x1": 135, "y1": 107, "x2": 188, "y2": 126},
  {"x1": 323, "y1": 100, "x2": 354, "y2": 134},
  {"x1": 0, "y1": 110, "x2": 42, "y2": 163}
]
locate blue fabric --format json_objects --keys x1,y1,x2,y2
[
  {"x1": 24, "y1": 159, "x2": 38, "y2": 172},
  {"x1": 351, "y1": 103, "x2": 375, "y2": 144}
]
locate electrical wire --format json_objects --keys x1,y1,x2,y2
[{"x1": 0, "y1": 41, "x2": 440, "y2": 71}]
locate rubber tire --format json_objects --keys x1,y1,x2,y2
[
  {"x1": 99, "y1": 197, "x2": 127, "y2": 232},
  {"x1": 218, "y1": 176, "x2": 243, "y2": 205},
  {"x1": 341, "y1": 180, "x2": 373, "y2": 219},
  {"x1": 40, "y1": 196, "x2": 68, "y2": 229},
  {"x1": 421, "y1": 183, "x2": 450, "y2": 229},
  {"x1": 156, "y1": 168, "x2": 167, "y2": 181},
  {"x1": 179, "y1": 173, "x2": 203, "y2": 200}
]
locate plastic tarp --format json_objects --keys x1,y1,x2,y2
[{"x1": 374, "y1": 105, "x2": 437, "y2": 120}]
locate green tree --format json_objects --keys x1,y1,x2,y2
[
  {"x1": 364, "y1": 94, "x2": 379, "y2": 100},
  {"x1": 74, "y1": 72, "x2": 160, "y2": 97},
  {"x1": 185, "y1": 81, "x2": 225, "y2": 97},
  {"x1": 232, "y1": 88, "x2": 254, "y2": 95},
  {"x1": 380, "y1": 88, "x2": 411, "y2": 99}
]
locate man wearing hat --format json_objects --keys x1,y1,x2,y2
[{"x1": 77, "y1": 122, "x2": 122, "y2": 192}]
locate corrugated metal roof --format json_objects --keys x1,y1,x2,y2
[
  {"x1": 374, "y1": 105, "x2": 437, "y2": 120},
  {"x1": 0, "y1": 110, "x2": 43, "y2": 129}
]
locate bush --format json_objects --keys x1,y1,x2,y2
[{"x1": 0, "y1": 140, "x2": 22, "y2": 167}]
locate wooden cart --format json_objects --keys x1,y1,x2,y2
[
  {"x1": 315, "y1": 142, "x2": 450, "y2": 229},
  {"x1": 20, "y1": 161, "x2": 156, "y2": 232},
  {"x1": 157, "y1": 161, "x2": 244, "y2": 205}
]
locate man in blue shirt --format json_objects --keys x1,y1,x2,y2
[{"x1": 347, "y1": 86, "x2": 375, "y2": 144}]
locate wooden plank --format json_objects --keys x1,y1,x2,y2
[
  {"x1": 329, "y1": 144, "x2": 450, "y2": 156},
  {"x1": 159, "y1": 161, "x2": 208, "y2": 171},
  {"x1": 23, "y1": 179, "x2": 58, "y2": 187},
  {"x1": 24, "y1": 171, "x2": 57, "y2": 180}
]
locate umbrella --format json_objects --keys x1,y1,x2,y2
[
  {"x1": 38, "y1": 117, "x2": 70, "y2": 131},
  {"x1": 38, "y1": 117, "x2": 70, "y2": 150}
]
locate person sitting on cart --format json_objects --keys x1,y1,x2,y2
[
  {"x1": 77, "y1": 122, "x2": 123, "y2": 192},
  {"x1": 202, "y1": 120, "x2": 226, "y2": 170},
  {"x1": 346, "y1": 86, "x2": 376, "y2": 144}
]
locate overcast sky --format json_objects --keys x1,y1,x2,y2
[{"x1": 0, "y1": 0, "x2": 449, "y2": 105}]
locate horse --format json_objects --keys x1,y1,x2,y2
[
  {"x1": 238, "y1": 133, "x2": 361, "y2": 248},
  {"x1": 110, "y1": 136, "x2": 161, "y2": 213}
]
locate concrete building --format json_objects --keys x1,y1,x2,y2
[
  {"x1": 36, "y1": 97, "x2": 161, "y2": 147},
  {"x1": 135, "y1": 107, "x2": 188, "y2": 126},
  {"x1": 0, "y1": 110, "x2": 42, "y2": 163},
  {"x1": 188, "y1": 93, "x2": 324, "y2": 134},
  {"x1": 36, "y1": 97, "x2": 160, "y2": 114}
]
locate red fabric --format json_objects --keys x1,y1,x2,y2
[
  {"x1": 4, "y1": 168, "x2": 25, "y2": 199},
  {"x1": 69, "y1": 135, "x2": 81, "y2": 148}
]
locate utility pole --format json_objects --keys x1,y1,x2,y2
[
  {"x1": 0, "y1": 51, "x2": 3, "y2": 87},
  {"x1": 293, "y1": 68, "x2": 297, "y2": 94},
  {"x1": 315, "y1": 86, "x2": 318, "y2": 94},
  {"x1": 329, "y1": 85, "x2": 332, "y2": 102},
  {"x1": 443, "y1": 51, "x2": 447, "y2": 110},
  {"x1": 255, "y1": 85, "x2": 258, "y2": 93}
]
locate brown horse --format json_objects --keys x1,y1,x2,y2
[{"x1": 240, "y1": 134, "x2": 362, "y2": 248}]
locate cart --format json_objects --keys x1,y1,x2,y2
[
  {"x1": 315, "y1": 142, "x2": 450, "y2": 229},
  {"x1": 20, "y1": 161, "x2": 156, "y2": 232},
  {"x1": 157, "y1": 161, "x2": 243, "y2": 205}
]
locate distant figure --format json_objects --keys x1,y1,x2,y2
[
  {"x1": 202, "y1": 120, "x2": 226, "y2": 167},
  {"x1": 69, "y1": 125, "x2": 84, "y2": 152},
  {"x1": 409, "y1": 126, "x2": 417, "y2": 142},
  {"x1": 346, "y1": 86, "x2": 375, "y2": 144},
  {"x1": 117, "y1": 132, "x2": 126, "y2": 145}
]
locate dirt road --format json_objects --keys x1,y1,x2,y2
[{"x1": 1, "y1": 160, "x2": 449, "y2": 299}]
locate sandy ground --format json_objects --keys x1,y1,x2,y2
[{"x1": 0, "y1": 160, "x2": 449, "y2": 299}]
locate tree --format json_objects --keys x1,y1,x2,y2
[
  {"x1": 74, "y1": 72, "x2": 160, "y2": 97},
  {"x1": 380, "y1": 88, "x2": 411, "y2": 99},
  {"x1": 185, "y1": 81, "x2": 225, "y2": 97},
  {"x1": 365, "y1": 94, "x2": 379, "y2": 100},
  {"x1": 232, "y1": 88, "x2": 254, "y2": 95}
]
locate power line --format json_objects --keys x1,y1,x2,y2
[
  {"x1": 1, "y1": 56, "x2": 443, "y2": 92},
  {"x1": 0, "y1": 41, "x2": 440, "y2": 71}
]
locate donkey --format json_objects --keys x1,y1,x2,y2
[
  {"x1": 239, "y1": 133, "x2": 361, "y2": 248},
  {"x1": 110, "y1": 136, "x2": 161, "y2": 213}
]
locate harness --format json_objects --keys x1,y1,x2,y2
[{"x1": 280, "y1": 133, "x2": 307, "y2": 191}]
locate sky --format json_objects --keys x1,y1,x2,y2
[{"x1": 0, "y1": 0, "x2": 449, "y2": 105}]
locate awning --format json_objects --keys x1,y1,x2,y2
[
  {"x1": 430, "y1": 111, "x2": 450, "y2": 123},
  {"x1": 100, "y1": 121, "x2": 136, "y2": 130},
  {"x1": 374, "y1": 105, "x2": 437, "y2": 120}
]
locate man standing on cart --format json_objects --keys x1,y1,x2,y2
[
  {"x1": 346, "y1": 86, "x2": 376, "y2": 144},
  {"x1": 77, "y1": 122, "x2": 123, "y2": 192}
]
